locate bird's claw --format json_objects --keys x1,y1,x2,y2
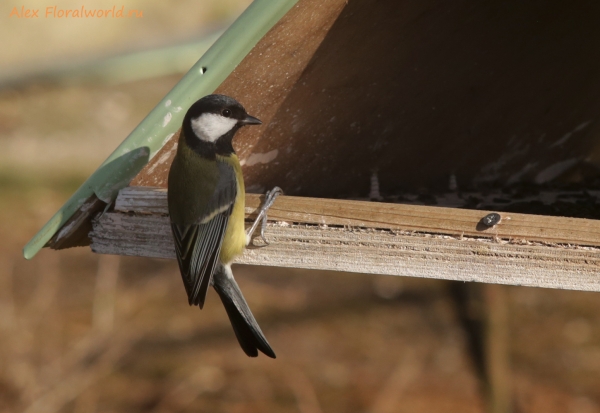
[{"x1": 247, "y1": 186, "x2": 283, "y2": 246}]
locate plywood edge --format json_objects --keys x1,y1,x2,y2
[
  {"x1": 90, "y1": 212, "x2": 600, "y2": 292},
  {"x1": 114, "y1": 186, "x2": 600, "y2": 247},
  {"x1": 85, "y1": 186, "x2": 600, "y2": 292}
]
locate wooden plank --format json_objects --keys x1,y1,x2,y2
[
  {"x1": 90, "y1": 211, "x2": 600, "y2": 292},
  {"x1": 115, "y1": 186, "x2": 600, "y2": 247}
]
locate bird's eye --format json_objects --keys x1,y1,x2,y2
[{"x1": 222, "y1": 109, "x2": 232, "y2": 118}]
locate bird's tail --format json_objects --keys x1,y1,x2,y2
[{"x1": 212, "y1": 265, "x2": 276, "y2": 358}]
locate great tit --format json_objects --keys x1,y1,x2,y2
[{"x1": 168, "y1": 94, "x2": 279, "y2": 358}]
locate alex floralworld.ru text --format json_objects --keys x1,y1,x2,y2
[{"x1": 9, "y1": 6, "x2": 143, "y2": 18}]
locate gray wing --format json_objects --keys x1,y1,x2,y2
[{"x1": 171, "y1": 161, "x2": 237, "y2": 309}]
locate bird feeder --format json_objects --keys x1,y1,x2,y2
[{"x1": 24, "y1": 0, "x2": 600, "y2": 292}]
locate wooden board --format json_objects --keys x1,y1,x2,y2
[
  {"x1": 114, "y1": 186, "x2": 600, "y2": 246},
  {"x1": 131, "y1": 0, "x2": 600, "y2": 197},
  {"x1": 88, "y1": 186, "x2": 600, "y2": 292},
  {"x1": 90, "y1": 212, "x2": 600, "y2": 292}
]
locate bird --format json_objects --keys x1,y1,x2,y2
[{"x1": 167, "y1": 94, "x2": 281, "y2": 358}]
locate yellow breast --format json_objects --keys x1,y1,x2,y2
[{"x1": 217, "y1": 154, "x2": 246, "y2": 264}]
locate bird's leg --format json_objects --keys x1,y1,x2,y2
[{"x1": 246, "y1": 186, "x2": 283, "y2": 246}]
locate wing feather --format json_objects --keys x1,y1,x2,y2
[
  {"x1": 172, "y1": 210, "x2": 230, "y2": 308},
  {"x1": 169, "y1": 159, "x2": 237, "y2": 309}
]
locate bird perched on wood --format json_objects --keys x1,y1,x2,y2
[{"x1": 167, "y1": 94, "x2": 281, "y2": 358}]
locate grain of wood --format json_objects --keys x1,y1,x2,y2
[
  {"x1": 90, "y1": 208, "x2": 600, "y2": 292},
  {"x1": 115, "y1": 186, "x2": 600, "y2": 246}
]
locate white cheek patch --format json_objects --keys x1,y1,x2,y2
[{"x1": 191, "y1": 113, "x2": 237, "y2": 142}]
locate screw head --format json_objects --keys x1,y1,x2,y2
[{"x1": 481, "y1": 213, "x2": 501, "y2": 227}]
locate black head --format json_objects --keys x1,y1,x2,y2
[{"x1": 182, "y1": 94, "x2": 261, "y2": 158}]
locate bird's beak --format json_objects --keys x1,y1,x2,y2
[{"x1": 240, "y1": 114, "x2": 262, "y2": 125}]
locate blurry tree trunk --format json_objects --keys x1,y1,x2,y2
[
  {"x1": 93, "y1": 254, "x2": 120, "y2": 333},
  {"x1": 368, "y1": 348, "x2": 423, "y2": 413},
  {"x1": 484, "y1": 284, "x2": 512, "y2": 413},
  {"x1": 451, "y1": 282, "x2": 513, "y2": 413}
]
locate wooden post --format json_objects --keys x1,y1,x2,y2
[{"x1": 484, "y1": 284, "x2": 512, "y2": 413}]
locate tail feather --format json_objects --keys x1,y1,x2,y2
[{"x1": 212, "y1": 265, "x2": 276, "y2": 358}]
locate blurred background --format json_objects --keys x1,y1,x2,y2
[{"x1": 1, "y1": 1, "x2": 600, "y2": 412}]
